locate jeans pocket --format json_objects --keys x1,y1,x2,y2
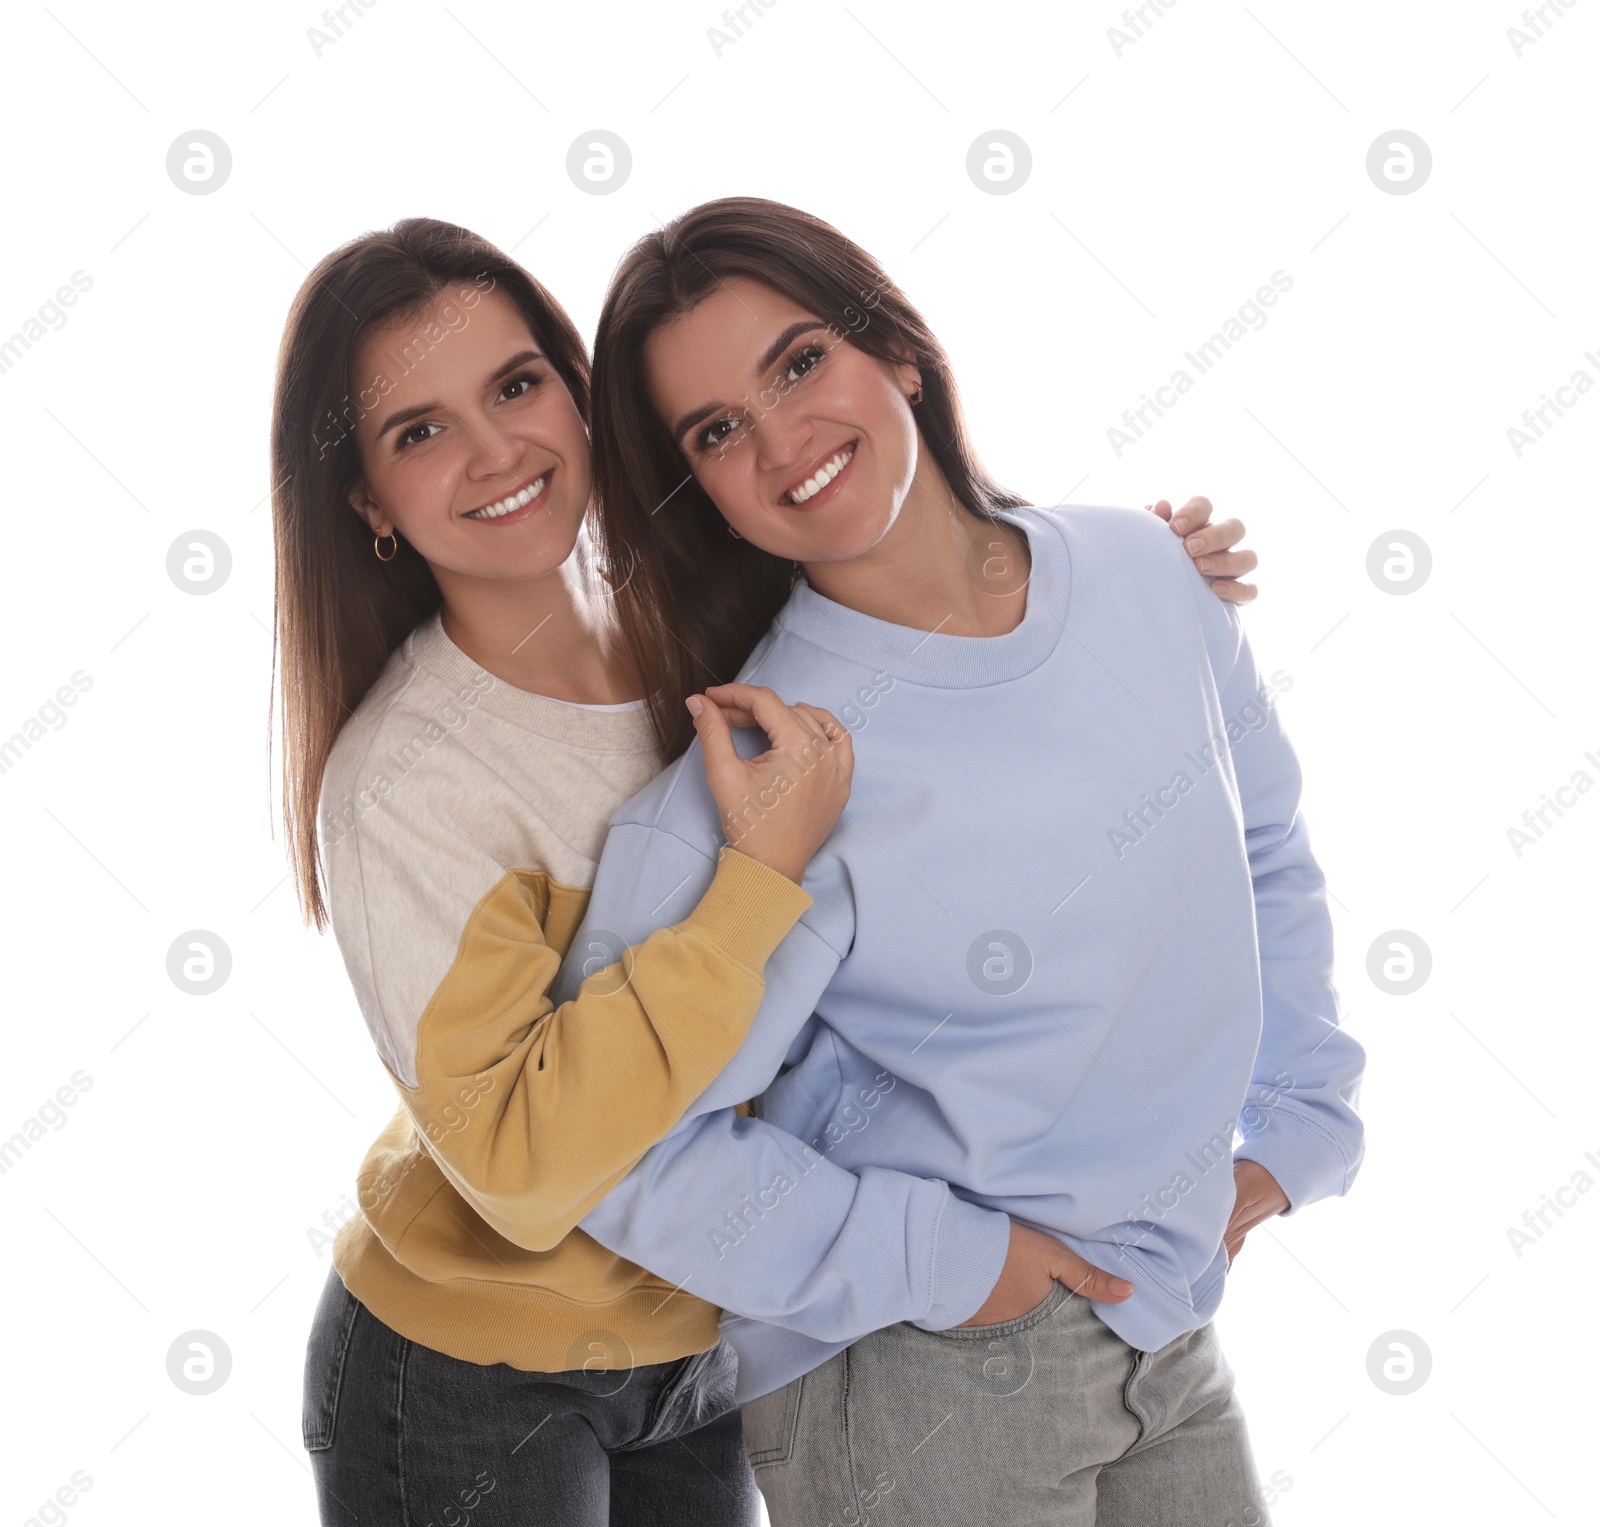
[
  {"x1": 302, "y1": 1269, "x2": 362, "y2": 1452},
  {"x1": 741, "y1": 1373, "x2": 804, "y2": 1468},
  {"x1": 924, "y1": 1279, "x2": 1069, "y2": 1341}
]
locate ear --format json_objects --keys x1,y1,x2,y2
[
  {"x1": 348, "y1": 481, "x2": 387, "y2": 536},
  {"x1": 891, "y1": 358, "x2": 923, "y2": 404}
]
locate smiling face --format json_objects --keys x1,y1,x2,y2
[
  {"x1": 645, "y1": 276, "x2": 925, "y2": 565},
  {"x1": 348, "y1": 287, "x2": 591, "y2": 582}
]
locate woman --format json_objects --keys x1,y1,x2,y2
[
  {"x1": 273, "y1": 218, "x2": 1253, "y2": 1524},
  {"x1": 556, "y1": 197, "x2": 1366, "y2": 1526}
]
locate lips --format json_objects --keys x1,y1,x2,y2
[
  {"x1": 781, "y1": 442, "x2": 856, "y2": 507},
  {"x1": 463, "y1": 471, "x2": 551, "y2": 521}
]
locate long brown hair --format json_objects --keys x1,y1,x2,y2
[
  {"x1": 589, "y1": 196, "x2": 1024, "y2": 761},
  {"x1": 271, "y1": 217, "x2": 591, "y2": 929}
]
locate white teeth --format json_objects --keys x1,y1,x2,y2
[
  {"x1": 787, "y1": 446, "x2": 853, "y2": 505},
  {"x1": 466, "y1": 473, "x2": 548, "y2": 519}
]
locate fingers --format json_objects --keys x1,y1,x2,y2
[
  {"x1": 685, "y1": 694, "x2": 740, "y2": 777},
  {"x1": 1052, "y1": 1249, "x2": 1134, "y2": 1303},
  {"x1": 703, "y1": 681, "x2": 768, "y2": 709},
  {"x1": 1181, "y1": 516, "x2": 1245, "y2": 556},
  {"x1": 701, "y1": 683, "x2": 813, "y2": 750},
  {"x1": 704, "y1": 684, "x2": 843, "y2": 758},
  {"x1": 1193, "y1": 549, "x2": 1259, "y2": 579},
  {"x1": 1145, "y1": 499, "x2": 1173, "y2": 523},
  {"x1": 791, "y1": 703, "x2": 838, "y2": 738},
  {"x1": 1196, "y1": 547, "x2": 1254, "y2": 582},
  {"x1": 1168, "y1": 495, "x2": 1213, "y2": 536},
  {"x1": 793, "y1": 703, "x2": 851, "y2": 751},
  {"x1": 1209, "y1": 579, "x2": 1258, "y2": 605},
  {"x1": 713, "y1": 705, "x2": 761, "y2": 729}
]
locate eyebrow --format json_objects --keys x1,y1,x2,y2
[
  {"x1": 670, "y1": 320, "x2": 829, "y2": 448},
  {"x1": 374, "y1": 348, "x2": 545, "y2": 439}
]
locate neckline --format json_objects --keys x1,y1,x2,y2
[
  {"x1": 561, "y1": 696, "x2": 650, "y2": 713},
  {"x1": 404, "y1": 612, "x2": 662, "y2": 755},
  {"x1": 769, "y1": 507, "x2": 1068, "y2": 687}
]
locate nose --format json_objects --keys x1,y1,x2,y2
[
  {"x1": 750, "y1": 398, "x2": 813, "y2": 478},
  {"x1": 461, "y1": 411, "x2": 526, "y2": 481}
]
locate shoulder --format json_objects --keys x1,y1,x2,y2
[
  {"x1": 605, "y1": 742, "x2": 721, "y2": 850},
  {"x1": 1029, "y1": 501, "x2": 1242, "y2": 672},
  {"x1": 317, "y1": 623, "x2": 496, "y2": 860},
  {"x1": 1022, "y1": 501, "x2": 1189, "y2": 569},
  {"x1": 315, "y1": 630, "x2": 521, "y2": 1081},
  {"x1": 1032, "y1": 501, "x2": 1223, "y2": 613}
]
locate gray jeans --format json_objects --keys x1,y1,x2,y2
[{"x1": 741, "y1": 1281, "x2": 1270, "y2": 1527}]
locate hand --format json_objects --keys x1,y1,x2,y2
[
  {"x1": 1147, "y1": 496, "x2": 1259, "y2": 604},
  {"x1": 958, "y1": 1221, "x2": 1134, "y2": 1326},
  {"x1": 1223, "y1": 1160, "x2": 1290, "y2": 1266},
  {"x1": 689, "y1": 682, "x2": 854, "y2": 886}
]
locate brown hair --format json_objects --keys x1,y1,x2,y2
[
  {"x1": 270, "y1": 217, "x2": 591, "y2": 928},
  {"x1": 589, "y1": 196, "x2": 1024, "y2": 760}
]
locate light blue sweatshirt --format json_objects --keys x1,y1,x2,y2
[{"x1": 560, "y1": 503, "x2": 1366, "y2": 1403}]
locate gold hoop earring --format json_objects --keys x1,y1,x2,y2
[
  {"x1": 374, "y1": 531, "x2": 398, "y2": 562},
  {"x1": 727, "y1": 524, "x2": 744, "y2": 541}
]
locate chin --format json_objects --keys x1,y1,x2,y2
[{"x1": 799, "y1": 504, "x2": 894, "y2": 565}]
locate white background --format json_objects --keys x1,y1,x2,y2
[{"x1": 1, "y1": 1, "x2": 1596, "y2": 1522}]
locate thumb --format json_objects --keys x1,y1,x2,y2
[
  {"x1": 687, "y1": 694, "x2": 741, "y2": 781},
  {"x1": 1051, "y1": 1249, "x2": 1135, "y2": 1303}
]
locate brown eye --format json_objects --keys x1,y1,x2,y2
[
  {"x1": 697, "y1": 417, "x2": 742, "y2": 452},
  {"x1": 398, "y1": 422, "x2": 440, "y2": 450},
  {"x1": 782, "y1": 346, "x2": 824, "y2": 384}
]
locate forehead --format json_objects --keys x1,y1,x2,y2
[
  {"x1": 644, "y1": 276, "x2": 814, "y2": 400},
  {"x1": 356, "y1": 288, "x2": 537, "y2": 397}
]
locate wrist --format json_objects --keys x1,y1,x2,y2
[{"x1": 735, "y1": 844, "x2": 808, "y2": 885}]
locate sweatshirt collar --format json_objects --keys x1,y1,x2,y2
[
  {"x1": 406, "y1": 612, "x2": 662, "y2": 755},
  {"x1": 769, "y1": 507, "x2": 1067, "y2": 688}
]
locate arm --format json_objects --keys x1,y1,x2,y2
[
  {"x1": 400, "y1": 847, "x2": 817, "y2": 1253},
  {"x1": 567, "y1": 818, "x2": 1014, "y2": 1340},
  {"x1": 1186, "y1": 568, "x2": 1366, "y2": 1216},
  {"x1": 324, "y1": 771, "x2": 813, "y2": 1256}
]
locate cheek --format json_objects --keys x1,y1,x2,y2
[
  {"x1": 694, "y1": 450, "x2": 760, "y2": 529},
  {"x1": 368, "y1": 447, "x2": 464, "y2": 535},
  {"x1": 832, "y1": 370, "x2": 918, "y2": 482},
  {"x1": 530, "y1": 392, "x2": 594, "y2": 488}
]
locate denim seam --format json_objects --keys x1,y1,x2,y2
[
  {"x1": 395, "y1": 1329, "x2": 414, "y2": 1527},
  {"x1": 305, "y1": 1282, "x2": 362, "y2": 1451},
  {"x1": 747, "y1": 1370, "x2": 807, "y2": 1468},
  {"x1": 841, "y1": 1344, "x2": 866, "y2": 1515}
]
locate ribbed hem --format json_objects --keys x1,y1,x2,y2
[
  {"x1": 1088, "y1": 1240, "x2": 1230, "y2": 1355},
  {"x1": 1233, "y1": 1102, "x2": 1352, "y2": 1217},
  {"x1": 332, "y1": 1219, "x2": 722, "y2": 1370},
  {"x1": 913, "y1": 1192, "x2": 1013, "y2": 1331},
  {"x1": 679, "y1": 847, "x2": 814, "y2": 972}
]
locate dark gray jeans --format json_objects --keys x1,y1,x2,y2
[
  {"x1": 741, "y1": 1281, "x2": 1271, "y2": 1527},
  {"x1": 303, "y1": 1267, "x2": 758, "y2": 1526}
]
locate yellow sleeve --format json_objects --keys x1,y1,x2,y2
[{"x1": 397, "y1": 847, "x2": 810, "y2": 1252}]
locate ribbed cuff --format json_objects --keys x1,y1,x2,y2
[
  {"x1": 912, "y1": 1193, "x2": 1013, "y2": 1331},
  {"x1": 678, "y1": 847, "x2": 814, "y2": 973},
  {"x1": 1233, "y1": 1104, "x2": 1351, "y2": 1217}
]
